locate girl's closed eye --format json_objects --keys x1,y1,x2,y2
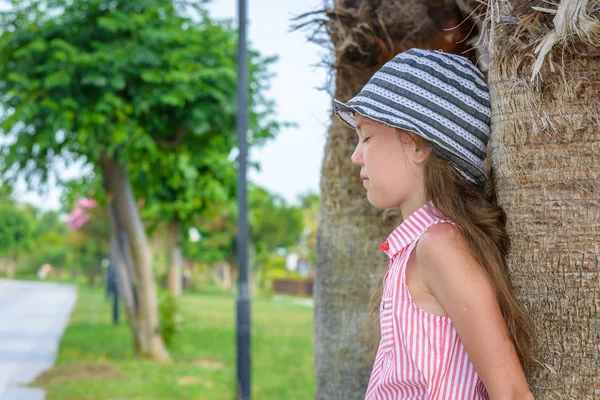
[{"x1": 362, "y1": 137, "x2": 370, "y2": 143}]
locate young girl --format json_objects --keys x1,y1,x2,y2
[{"x1": 333, "y1": 48, "x2": 534, "y2": 400}]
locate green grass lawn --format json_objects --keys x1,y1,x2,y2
[{"x1": 39, "y1": 285, "x2": 315, "y2": 400}]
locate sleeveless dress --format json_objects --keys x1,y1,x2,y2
[{"x1": 365, "y1": 202, "x2": 489, "y2": 400}]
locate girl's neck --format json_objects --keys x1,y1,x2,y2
[{"x1": 399, "y1": 193, "x2": 428, "y2": 221}]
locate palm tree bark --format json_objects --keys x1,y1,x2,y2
[
  {"x1": 101, "y1": 151, "x2": 172, "y2": 363},
  {"x1": 310, "y1": 1, "x2": 478, "y2": 398},
  {"x1": 488, "y1": 1, "x2": 600, "y2": 398}
]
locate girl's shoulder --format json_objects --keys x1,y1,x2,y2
[
  {"x1": 415, "y1": 221, "x2": 477, "y2": 287},
  {"x1": 417, "y1": 216, "x2": 463, "y2": 252}
]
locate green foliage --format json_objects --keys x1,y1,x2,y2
[
  {"x1": 0, "y1": 181, "x2": 14, "y2": 202},
  {"x1": 263, "y1": 254, "x2": 287, "y2": 271},
  {"x1": 60, "y1": 176, "x2": 105, "y2": 214},
  {"x1": 268, "y1": 267, "x2": 310, "y2": 282},
  {"x1": 0, "y1": 0, "x2": 281, "y2": 233},
  {"x1": 249, "y1": 187, "x2": 304, "y2": 255},
  {"x1": 139, "y1": 142, "x2": 237, "y2": 233},
  {"x1": 184, "y1": 185, "x2": 305, "y2": 266},
  {"x1": 297, "y1": 191, "x2": 319, "y2": 265},
  {"x1": 24, "y1": 231, "x2": 70, "y2": 273},
  {"x1": 10, "y1": 203, "x2": 109, "y2": 280},
  {"x1": 37, "y1": 210, "x2": 68, "y2": 236},
  {"x1": 0, "y1": 201, "x2": 34, "y2": 258},
  {"x1": 157, "y1": 287, "x2": 182, "y2": 348},
  {"x1": 261, "y1": 254, "x2": 311, "y2": 298},
  {"x1": 183, "y1": 211, "x2": 235, "y2": 267},
  {"x1": 12, "y1": 206, "x2": 68, "y2": 275}
]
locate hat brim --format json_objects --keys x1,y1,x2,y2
[
  {"x1": 332, "y1": 98, "x2": 487, "y2": 185},
  {"x1": 333, "y1": 98, "x2": 423, "y2": 135},
  {"x1": 332, "y1": 99, "x2": 358, "y2": 129}
]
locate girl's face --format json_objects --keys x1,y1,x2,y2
[{"x1": 351, "y1": 113, "x2": 430, "y2": 210}]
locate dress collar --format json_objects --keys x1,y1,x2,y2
[{"x1": 379, "y1": 201, "x2": 440, "y2": 258}]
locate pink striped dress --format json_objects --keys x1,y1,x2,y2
[{"x1": 365, "y1": 202, "x2": 489, "y2": 400}]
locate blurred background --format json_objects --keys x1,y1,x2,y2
[
  {"x1": 1, "y1": 1, "x2": 597, "y2": 399},
  {"x1": 0, "y1": 0, "x2": 329, "y2": 399}
]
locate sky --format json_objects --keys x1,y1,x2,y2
[{"x1": 7, "y1": 0, "x2": 331, "y2": 210}]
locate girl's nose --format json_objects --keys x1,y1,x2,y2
[{"x1": 351, "y1": 145, "x2": 363, "y2": 166}]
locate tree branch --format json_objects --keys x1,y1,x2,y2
[{"x1": 154, "y1": 126, "x2": 189, "y2": 148}]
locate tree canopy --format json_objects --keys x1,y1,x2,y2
[
  {"x1": 0, "y1": 0, "x2": 280, "y2": 201},
  {"x1": 0, "y1": 201, "x2": 33, "y2": 259},
  {"x1": 184, "y1": 185, "x2": 305, "y2": 266},
  {"x1": 0, "y1": 0, "x2": 284, "y2": 361}
]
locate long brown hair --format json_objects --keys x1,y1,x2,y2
[{"x1": 363, "y1": 134, "x2": 534, "y2": 369}]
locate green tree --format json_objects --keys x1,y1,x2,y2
[
  {"x1": 0, "y1": 0, "x2": 279, "y2": 361},
  {"x1": 0, "y1": 202, "x2": 34, "y2": 277},
  {"x1": 23, "y1": 209, "x2": 70, "y2": 277},
  {"x1": 134, "y1": 30, "x2": 278, "y2": 297},
  {"x1": 0, "y1": 181, "x2": 14, "y2": 202},
  {"x1": 249, "y1": 187, "x2": 303, "y2": 256},
  {"x1": 249, "y1": 187, "x2": 304, "y2": 292},
  {"x1": 297, "y1": 191, "x2": 319, "y2": 268},
  {"x1": 37, "y1": 210, "x2": 67, "y2": 237},
  {"x1": 186, "y1": 185, "x2": 304, "y2": 290},
  {"x1": 139, "y1": 142, "x2": 236, "y2": 297}
]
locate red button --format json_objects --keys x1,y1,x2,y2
[{"x1": 379, "y1": 241, "x2": 389, "y2": 251}]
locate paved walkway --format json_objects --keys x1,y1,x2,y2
[
  {"x1": 272, "y1": 294, "x2": 314, "y2": 308},
  {"x1": 0, "y1": 280, "x2": 77, "y2": 400}
]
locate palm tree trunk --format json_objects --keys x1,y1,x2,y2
[
  {"x1": 316, "y1": 115, "x2": 392, "y2": 399},
  {"x1": 488, "y1": 1, "x2": 600, "y2": 397},
  {"x1": 309, "y1": 1, "x2": 478, "y2": 397},
  {"x1": 166, "y1": 220, "x2": 182, "y2": 297},
  {"x1": 101, "y1": 151, "x2": 172, "y2": 363}
]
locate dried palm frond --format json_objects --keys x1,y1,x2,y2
[
  {"x1": 293, "y1": 0, "x2": 480, "y2": 100},
  {"x1": 531, "y1": 0, "x2": 600, "y2": 80},
  {"x1": 484, "y1": 0, "x2": 600, "y2": 82},
  {"x1": 453, "y1": 0, "x2": 491, "y2": 71}
]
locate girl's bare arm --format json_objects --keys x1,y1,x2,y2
[{"x1": 417, "y1": 223, "x2": 534, "y2": 400}]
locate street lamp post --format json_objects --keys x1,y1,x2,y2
[{"x1": 236, "y1": 0, "x2": 251, "y2": 399}]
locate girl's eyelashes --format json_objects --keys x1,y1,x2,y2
[{"x1": 362, "y1": 137, "x2": 371, "y2": 143}]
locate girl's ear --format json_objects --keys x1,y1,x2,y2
[{"x1": 406, "y1": 131, "x2": 432, "y2": 164}]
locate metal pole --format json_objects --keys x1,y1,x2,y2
[
  {"x1": 236, "y1": 0, "x2": 251, "y2": 399},
  {"x1": 112, "y1": 283, "x2": 119, "y2": 325}
]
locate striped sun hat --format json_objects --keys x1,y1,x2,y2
[{"x1": 333, "y1": 48, "x2": 491, "y2": 185}]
